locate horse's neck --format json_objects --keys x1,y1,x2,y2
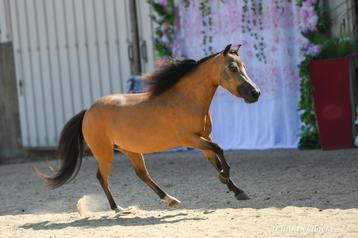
[{"x1": 171, "y1": 64, "x2": 218, "y2": 115}]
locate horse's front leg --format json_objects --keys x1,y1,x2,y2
[
  {"x1": 190, "y1": 136, "x2": 249, "y2": 200},
  {"x1": 201, "y1": 137, "x2": 228, "y2": 184},
  {"x1": 202, "y1": 149, "x2": 249, "y2": 200},
  {"x1": 121, "y1": 149, "x2": 181, "y2": 207},
  {"x1": 200, "y1": 114, "x2": 231, "y2": 182}
]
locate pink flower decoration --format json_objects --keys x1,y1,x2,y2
[
  {"x1": 302, "y1": 0, "x2": 312, "y2": 8},
  {"x1": 157, "y1": 0, "x2": 168, "y2": 7},
  {"x1": 154, "y1": 56, "x2": 172, "y2": 69},
  {"x1": 299, "y1": 0, "x2": 318, "y2": 32},
  {"x1": 249, "y1": 12, "x2": 257, "y2": 22},
  {"x1": 302, "y1": 43, "x2": 321, "y2": 56}
]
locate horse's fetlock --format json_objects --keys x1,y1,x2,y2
[{"x1": 218, "y1": 172, "x2": 229, "y2": 184}]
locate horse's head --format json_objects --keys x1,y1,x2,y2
[{"x1": 216, "y1": 44, "x2": 260, "y2": 103}]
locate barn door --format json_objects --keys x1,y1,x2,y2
[
  {"x1": 136, "y1": 0, "x2": 155, "y2": 73},
  {"x1": 2, "y1": 0, "x2": 155, "y2": 148}
]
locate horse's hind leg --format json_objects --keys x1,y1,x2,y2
[
  {"x1": 122, "y1": 150, "x2": 180, "y2": 207},
  {"x1": 89, "y1": 143, "x2": 122, "y2": 212},
  {"x1": 96, "y1": 166, "x2": 121, "y2": 211}
]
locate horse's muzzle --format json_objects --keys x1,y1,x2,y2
[{"x1": 237, "y1": 82, "x2": 260, "y2": 103}]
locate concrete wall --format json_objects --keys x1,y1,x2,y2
[{"x1": 0, "y1": 42, "x2": 24, "y2": 160}]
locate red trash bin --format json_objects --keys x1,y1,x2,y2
[{"x1": 309, "y1": 57, "x2": 353, "y2": 150}]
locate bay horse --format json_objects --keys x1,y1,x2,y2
[{"x1": 37, "y1": 44, "x2": 261, "y2": 212}]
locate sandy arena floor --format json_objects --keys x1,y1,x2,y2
[{"x1": 0, "y1": 149, "x2": 358, "y2": 238}]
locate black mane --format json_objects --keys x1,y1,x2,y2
[{"x1": 147, "y1": 53, "x2": 219, "y2": 98}]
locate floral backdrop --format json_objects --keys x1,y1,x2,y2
[{"x1": 170, "y1": 0, "x2": 306, "y2": 149}]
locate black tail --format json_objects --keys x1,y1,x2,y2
[{"x1": 36, "y1": 110, "x2": 87, "y2": 189}]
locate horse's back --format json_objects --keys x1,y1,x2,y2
[
  {"x1": 82, "y1": 92, "x2": 181, "y2": 153},
  {"x1": 82, "y1": 93, "x2": 147, "y2": 147}
]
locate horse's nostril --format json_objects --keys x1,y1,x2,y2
[{"x1": 251, "y1": 90, "x2": 260, "y2": 98}]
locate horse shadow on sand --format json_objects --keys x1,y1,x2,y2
[{"x1": 19, "y1": 213, "x2": 204, "y2": 230}]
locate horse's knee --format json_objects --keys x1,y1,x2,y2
[{"x1": 210, "y1": 142, "x2": 223, "y2": 155}]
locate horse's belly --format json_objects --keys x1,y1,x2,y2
[
  {"x1": 114, "y1": 127, "x2": 181, "y2": 153},
  {"x1": 112, "y1": 111, "x2": 182, "y2": 153}
]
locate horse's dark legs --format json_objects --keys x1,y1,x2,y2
[
  {"x1": 198, "y1": 138, "x2": 229, "y2": 177},
  {"x1": 92, "y1": 147, "x2": 123, "y2": 212},
  {"x1": 122, "y1": 150, "x2": 181, "y2": 207},
  {"x1": 202, "y1": 149, "x2": 249, "y2": 200},
  {"x1": 96, "y1": 168, "x2": 119, "y2": 210},
  {"x1": 202, "y1": 150, "x2": 222, "y2": 170},
  {"x1": 198, "y1": 138, "x2": 249, "y2": 200},
  {"x1": 202, "y1": 150, "x2": 225, "y2": 181}
]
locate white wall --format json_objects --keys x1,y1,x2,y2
[
  {"x1": 1, "y1": 0, "x2": 155, "y2": 148},
  {"x1": 0, "y1": 0, "x2": 11, "y2": 43}
]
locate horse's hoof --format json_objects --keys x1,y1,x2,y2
[
  {"x1": 115, "y1": 206, "x2": 134, "y2": 215},
  {"x1": 235, "y1": 192, "x2": 250, "y2": 200},
  {"x1": 114, "y1": 206, "x2": 125, "y2": 213},
  {"x1": 169, "y1": 199, "x2": 181, "y2": 207},
  {"x1": 163, "y1": 195, "x2": 181, "y2": 207}
]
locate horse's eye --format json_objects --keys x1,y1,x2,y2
[{"x1": 228, "y1": 62, "x2": 238, "y2": 72}]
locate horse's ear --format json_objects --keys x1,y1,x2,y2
[
  {"x1": 237, "y1": 44, "x2": 242, "y2": 51},
  {"x1": 223, "y1": 44, "x2": 232, "y2": 56},
  {"x1": 232, "y1": 44, "x2": 242, "y2": 53}
]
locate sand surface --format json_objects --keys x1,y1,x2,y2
[{"x1": 1, "y1": 149, "x2": 358, "y2": 238}]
